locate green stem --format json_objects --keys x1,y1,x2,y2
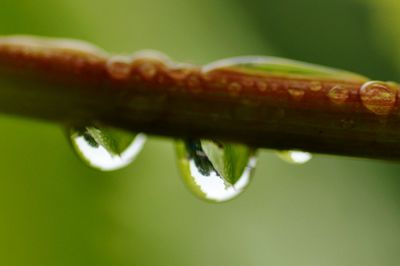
[{"x1": 0, "y1": 36, "x2": 398, "y2": 160}]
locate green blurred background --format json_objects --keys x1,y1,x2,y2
[{"x1": 0, "y1": 0, "x2": 400, "y2": 265}]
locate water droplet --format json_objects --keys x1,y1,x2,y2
[
  {"x1": 131, "y1": 50, "x2": 170, "y2": 81},
  {"x1": 167, "y1": 68, "x2": 191, "y2": 81},
  {"x1": 137, "y1": 62, "x2": 157, "y2": 80},
  {"x1": 106, "y1": 56, "x2": 132, "y2": 80},
  {"x1": 277, "y1": 150, "x2": 312, "y2": 164},
  {"x1": 256, "y1": 80, "x2": 268, "y2": 92},
  {"x1": 309, "y1": 81, "x2": 322, "y2": 92},
  {"x1": 133, "y1": 49, "x2": 171, "y2": 63},
  {"x1": 288, "y1": 88, "x2": 305, "y2": 100},
  {"x1": 328, "y1": 85, "x2": 349, "y2": 104},
  {"x1": 69, "y1": 125, "x2": 146, "y2": 171},
  {"x1": 360, "y1": 81, "x2": 397, "y2": 115},
  {"x1": 176, "y1": 140, "x2": 257, "y2": 203},
  {"x1": 228, "y1": 82, "x2": 242, "y2": 95}
]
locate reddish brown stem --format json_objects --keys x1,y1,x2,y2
[{"x1": 0, "y1": 37, "x2": 398, "y2": 160}]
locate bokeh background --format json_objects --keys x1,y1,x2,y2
[{"x1": 0, "y1": 0, "x2": 400, "y2": 265}]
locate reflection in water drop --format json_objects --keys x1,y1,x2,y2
[
  {"x1": 256, "y1": 80, "x2": 268, "y2": 92},
  {"x1": 176, "y1": 140, "x2": 257, "y2": 203},
  {"x1": 228, "y1": 82, "x2": 242, "y2": 95},
  {"x1": 309, "y1": 81, "x2": 322, "y2": 92},
  {"x1": 360, "y1": 81, "x2": 397, "y2": 116},
  {"x1": 69, "y1": 126, "x2": 146, "y2": 171},
  {"x1": 277, "y1": 150, "x2": 312, "y2": 164},
  {"x1": 137, "y1": 62, "x2": 157, "y2": 80},
  {"x1": 106, "y1": 56, "x2": 132, "y2": 80},
  {"x1": 328, "y1": 85, "x2": 349, "y2": 104},
  {"x1": 288, "y1": 88, "x2": 305, "y2": 100}
]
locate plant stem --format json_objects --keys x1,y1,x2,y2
[{"x1": 0, "y1": 36, "x2": 399, "y2": 160}]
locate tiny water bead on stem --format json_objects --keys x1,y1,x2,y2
[
  {"x1": 360, "y1": 81, "x2": 398, "y2": 116},
  {"x1": 1, "y1": 35, "x2": 400, "y2": 164}
]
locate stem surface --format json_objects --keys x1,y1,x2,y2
[{"x1": 0, "y1": 36, "x2": 399, "y2": 160}]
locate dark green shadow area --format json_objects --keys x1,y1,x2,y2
[{"x1": 234, "y1": 0, "x2": 399, "y2": 80}]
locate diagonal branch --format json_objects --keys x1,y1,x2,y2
[{"x1": 0, "y1": 35, "x2": 399, "y2": 160}]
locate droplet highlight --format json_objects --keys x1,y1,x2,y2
[
  {"x1": 288, "y1": 88, "x2": 305, "y2": 100},
  {"x1": 107, "y1": 56, "x2": 132, "y2": 80},
  {"x1": 137, "y1": 62, "x2": 158, "y2": 80},
  {"x1": 360, "y1": 81, "x2": 397, "y2": 115},
  {"x1": 328, "y1": 85, "x2": 349, "y2": 104},
  {"x1": 176, "y1": 140, "x2": 257, "y2": 203},
  {"x1": 256, "y1": 80, "x2": 268, "y2": 92},
  {"x1": 309, "y1": 81, "x2": 322, "y2": 92},
  {"x1": 133, "y1": 49, "x2": 171, "y2": 63},
  {"x1": 277, "y1": 150, "x2": 312, "y2": 164},
  {"x1": 69, "y1": 125, "x2": 146, "y2": 171}
]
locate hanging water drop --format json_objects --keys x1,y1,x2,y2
[
  {"x1": 277, "y1": 150, "x2": 312, "y2": 164},
  {"x1": 176, "y1": 140, "x2": 257, "y2": 203},
  {"x1": 68, "y1": 125, "x2": 146, "y2": 171}
]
